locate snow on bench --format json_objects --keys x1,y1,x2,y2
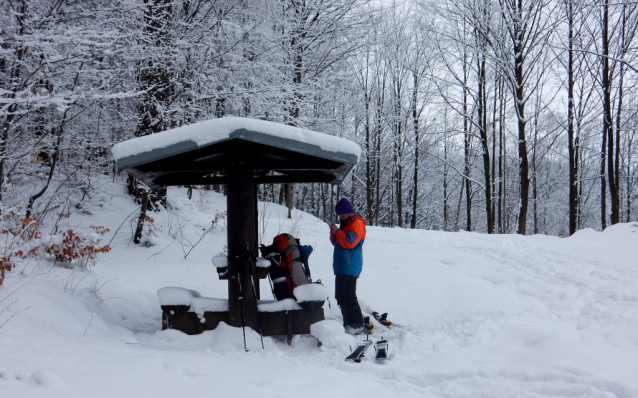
[
  {"x1": 157, "y1": 287, "x2": 228, "y2": 313},
  {"x1": 257, "y1": 298, "x2": 302, "y2": 312},
  {"x1": 211, "y1": 255, "x2": 270, "y2": 268},
  {"x1": 157, "y1": 287, "x2": 202, "y2": 306},
  {"x1": 157, "y1": 284, "x2": 325, "y2": 315},
  {"x1": 293, "y1": 283, "x2": 328, "y2": 303}
]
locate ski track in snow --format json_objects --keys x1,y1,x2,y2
[
  {"x1": 444, "y1": 232, "x2": 638, "y2": 326},
  {"x1": 1, "y1": 181, "x2": 637, "y2": 398}
]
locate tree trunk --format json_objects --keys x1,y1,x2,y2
[
  {"x1": 601, "y1": 123, "x2": 608, "y2": 229},
  {"x1": 394, "y1": 116, "x2": 403, "y2": 228},
  {"x1": 491, "y1": 72, "x2": 498, "y2": 233},
  {"x1": 133, "y1": 191, "x2": 150, "y2": 244},
  {"x1": 25, "y1": 125, "x2": 65, "y2": 220},
  {"x1": 626, "y1": 138, "x2": 632, "y2": 222},
  {"x1": 0, "y1": 0, "x2": 26, "y2": 204},
  {"x1": 374, "y1": 111, "x2": 382, "y2": 226},
  {"x1": 567, "y1": 0, "x2": 578, "y2": 235},
  {"x1": 532, "y1": 127, "x2": 538, "y2": 234},
  {"x1": 602, "y1": 0, "x2": 620, "y2": 225},
  {"x1": 498, "y1": 77, "x2": 506, "y2": 233},
  {"x1": 454, "y1": 178, "x2": 465, "y2": 232},
  {"x1": 514, "y1": 27, "x2": 530, "y2": 235},
  {"x1": 477, "y1": 53, "x2": 493, "y2": 233},
  {"x1": 411, "y1": 73, "x2": 419, "y2": 229},
  {"x1": 129, "y1": 0, "x2": 172, "y2": 236},
  {"x1": 613, "y1": 3, "x2": 628, "y2": 223},
  {"x1": 286, "y1": 183, "x2": 293, "y2": 219},
  {"x1": 443, "y1": 111, "x2": 450, "y2": 231},
  {"x1": 463, "y1": 51, "x2": 472, "y2": 231},
  {"x1": 365, "y1": 94, "x2": 374, "y2": 223}
]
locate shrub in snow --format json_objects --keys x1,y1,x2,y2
[
  {"x1": 0, "y1": 212, "x2": 111, "y2": 285},
  {"x1": 39, "y1": 226, "x2": 111, "y2": 269},
  {"x1": 135, "y1": 215, "x2": 159, "y2": 247},
  {"x1": 1, "y1": 214, "x2": 44, "y2": 285}
]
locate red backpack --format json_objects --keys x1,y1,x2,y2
[{"x1": 260, "y1": 233, "x2": 312, "y2": 300}]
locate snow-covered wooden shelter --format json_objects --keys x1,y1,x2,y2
[{"x1": 112, "y1": 117, "x2": 360, "y2": 338}]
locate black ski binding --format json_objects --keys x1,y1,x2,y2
[
  {"x1": 374, "y1": 337, "x2": 389, "y2": 360},
  {"x1": 345, "y1": 336, "x2": 373, "y2": 363},
  {"x1": 372, "y1": 312, "x2": 394, "y2": 329}
]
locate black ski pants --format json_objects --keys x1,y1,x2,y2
[{"x1": 335, "y1": 274, "x2": 363, "y2": 328}]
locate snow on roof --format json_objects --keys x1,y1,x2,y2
[{"x1": 112, "y1": 117, "x2": 360, "y2": 168}]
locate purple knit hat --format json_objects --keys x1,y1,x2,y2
[{"x1": 335, "y1": 197, "x2": 354, "y2": 215}]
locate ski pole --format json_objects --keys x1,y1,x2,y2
[
  {"x1": 249, "y1": 270, "x2": 265, "y2": 349},
  {"x1": 247, "y1": 246, "x2": 264, "y2": 349},
  {"x1": 267, "y1": 273, "x2": 276, "y2": 299},
  {"x1": 236, "y1": 259, "x2": 248, "y2": 351}
]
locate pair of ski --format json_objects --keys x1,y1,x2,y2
[
  {"x1": 363, "y1": 312, "x2": 395, "y2": 334},
  {"x1": 371, "y1": 312, "x2": 395, "y2": 329},
  {"x1": 345, "y1": 335, "x2": 389, "y2": 362},
  {"x1": 345, "y1": 312, "x2": 394, "y2": 362}
]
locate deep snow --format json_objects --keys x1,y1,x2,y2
[{"x1": 1, "y1": 180, "x2": 638, "y2": 398}]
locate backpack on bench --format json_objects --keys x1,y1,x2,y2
[{"x1": 259, "y1": 233, "x2": 313, "y2": 301}]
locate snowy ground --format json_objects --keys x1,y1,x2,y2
[{"x1": 2, "y1": 180, "x2": 638, "y2": 398}]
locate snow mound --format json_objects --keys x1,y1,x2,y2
[
  {"x1": 602, "y1": 221, "x2": 638, "y2": 236},
  {"x1": 208, "y1": 322, "x2": 267, "y2": 351},
  {"x1": 294, "y1": 283, "x2": 328, "y2": 302},
  {"x1": 166, "y1": 197, "x2": 217, "y2": 228},
  {"x1": 568, "y1": 228, "x2": 599, "y2": 240},
  {"x1": 137, "y1": 322, "x2": 268, "y2": 352},
  {"x1": 310, "y1": 320, "x2": 356, "y2": 349},
  {"x1": 27, "y1": 370, "x2": 65, "y2": 388}
]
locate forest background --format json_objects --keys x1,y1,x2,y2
[{"x1": 1, "y1": 0, "x2": 637, "y2": 239}]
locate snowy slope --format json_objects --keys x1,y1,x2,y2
[{"x1": 1, "y1": 180, "x2": 638, "y2": 398}]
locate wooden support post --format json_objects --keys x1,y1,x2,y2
[
  {"x1": 226, "y1": 144, "x2": 259, "y2": 331},
  {"x1": 286, "y1": 310, "x2": 293, "y2": 344}
]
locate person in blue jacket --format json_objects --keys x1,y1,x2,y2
[{"x1": 329, "y1": 197, "x2": 367, "y2": 334}]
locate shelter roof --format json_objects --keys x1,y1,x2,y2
[{"x1": 112, "y1": 117, "x2": 360, "y2": 189}]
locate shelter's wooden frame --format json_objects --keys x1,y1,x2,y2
[{"x1": 116, "y1": 125, "x2": 357, "y2": 332}]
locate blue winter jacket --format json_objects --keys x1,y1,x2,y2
[{"x1": 330, "y1": 213, "x2": 367, "y2": 277}]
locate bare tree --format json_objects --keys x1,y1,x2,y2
[{"x1": 493, "y1": 0, "x2": 555, "y2": 234}]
